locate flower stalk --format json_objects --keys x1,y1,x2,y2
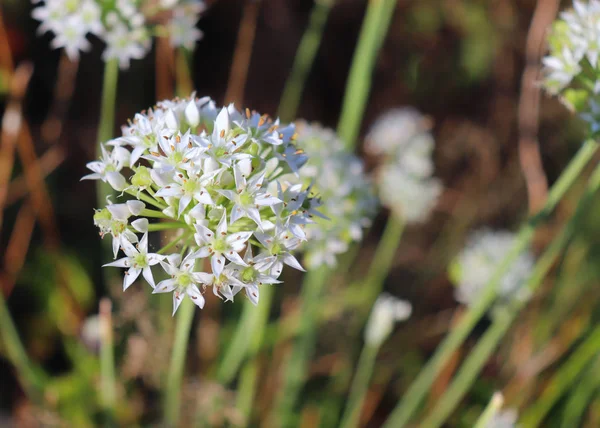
[
  {"x1": 278, "y1": 0, "x2": 333, "y2": 122},
  {"x1": 419, "y1": 161, "x2": 600, "y2": 428},
  {"x1": 383, "y1": 139, "x2": 599, "y2": 428},
  {"x1": 164, "y1": 298, "x2": 195, "y2": 426}
]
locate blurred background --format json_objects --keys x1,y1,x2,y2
[{"x1": 1, "y1": 0, "x2": 599, "y2": 426}]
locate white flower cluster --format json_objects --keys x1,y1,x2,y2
[
  {"x1": 364, "y1": 293, "x2": 412, "y2": 347},
  {"x1": 32, "y1": 0, "x2": 205, "y2": 67},
  {"x1": 485, "y1": 408, "x2": 519, "y2": 428},
  {"x1": 450, "y1": 229, "x2": 535, "y2": 311},
  {"x1": 83, "y1": 94, "x2": 325, "y2": 314},
  {"x1": 286, "y1": 122, "x2": 377, "y2": 268},
  {"x1": 366, "y1": 108, "x2": 442, "y2": 223},
  {"x1": 542, "y1": 1, "x2": 600, "y2": 134}
]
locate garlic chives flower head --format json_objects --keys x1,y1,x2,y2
[
  {"x1": 484, "y1": 409, "x2": 519, "y2": 428},
  {"x1": 364, "y1": 293, "x2": 412, "y2": 347},
  {"x1": 32, "y1": 0, "x2": 205, "y2": 68},
  {"x1": 542, "y1": 1, "x2": 600, "y2": 134},
  {"x1": 450, "y1": 229, "x2": 535, "y2": 313},
  {"x1": 84, "y1": 94, "x2": 319, "y2": 314},
  {"x1": 283, "y1": 122, "x2": 377, "y2": 269},
  {"x1": 366, "y1": 108, "x2": 442, "y2": 224}
]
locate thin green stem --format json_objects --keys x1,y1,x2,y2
[
  {"x1": 164, "y1": 298, "x2": 195, "y2": 426},
  {"x1": 274, "y1": 266, "x2": 330, "y2": 426},
  {"x1": 218, "y1": 285, "x2": 274, "y2": 384},
  {"x1": 521, "y1": 325, "x2": 600, "y2": 427},
  {"x1": 157, "y1": 233, "x2": 188, "y2": 255},
  {"x1": 560, "y1": 358, "x2": 600, "y2": 428},
  {"x1": 361, "y1": 215, "x2": 404, "y2": 311},
  {"x1": 278, "y1": 0, "x2": 333, "y2": 121},
  {"x1": 339, "y1": 343, "x2": 380, "y2": 428},
  {"x1": 0, "y1": 291, "x2": 45, "y2": 401},
  {"x1": 99, "y1": 299, "x2": 117, "y2": 424},
  {"x1": 337, "y1": 0, "x2": 397, "y2": 149},
  {"x1": 125, "y1": 189, "x2": 167, "y2": 210},
  {"x1": 140, "y1": 208, "x2": 170, "y2": 219},
  {"x1": 383, "y1": 139, "x2": 599, "y2": 428},
  {"x1": 96, "y1": 59, "x2": 119, "y2": 210},
  {"x1": 473, "y1": 393, "x2": 504, "y2": 428},
  {"x1": 147, "y1": 222, "x2": 188, "y2": 232},
  {"x1": 419, "y1": 161, "x2": 600, "y2": 428},
  {"x1": 234, "y1": 286, "x2": 275, "y2": 422}
]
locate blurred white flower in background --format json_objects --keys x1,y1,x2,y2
[
  {"x1": 286, "y1": 121, "x2": 378, "y2": 269},
  {"x1": 450, "y1": 229, "x2": 535, "y2": 311},
  {"x1": 366, "y1": 108, "x2": 442, "y2": 223},
  {"x1": 485, "y1": 408, "x2": 519, "y2": 428},
  {"x1": 364, "y1": 293, "x2": 412, "y2": 347},
  {"x1": 31, "y1": 0, "x2": 206, "y2": 68}
]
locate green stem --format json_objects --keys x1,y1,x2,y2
[
  {"x1": 361, "y1": 215, "x2": 404, "y2": 311},
  {"x1": 274, "y1": 267, "x2": 330, "y2": 426},
  {"x1": 157, "y1": 233, "x2": 188, "y2": 255},
  {"x1": 164, "y1": 298, "x2": 195, "y2": 426},
  {"x1": 521, "y1": 325, "x2": 600, "y2": 428},
  {"x1": 234, "y1": 286, "x2": 275, "y2": 423},
  {"x1": 96, "y1": 59, "x2": 119, "y2": 209},
  {"x1": 125, "y1": 189, "x2": 167, "y2": 210},
  {"x1": 420, "y1": 161, "x2": 600, "y2": 428},
  {"x1": 277, "y1": 0, "x2": 333, "y2": 121},
  {"x1": 147, "y1": 222, "x2": 188, "y2": 232},
  {"x1": 99, "y1": 299, "x2": 116, "y2": 424},
  {"x1": 473, "y1": 393, "x2": 504, "y2": 428},
  {"x1": 0, "y1": 291, "x2": 45, "y2": 401},
  {"x1": 339, "y1": 343, "x2": 380, "y2": 428},
  {"x1": 218, "y1": 285, "x2": 274, "y2": 384},
  {"x1": 560, "y1": 358, "x2": 600, "y2": 428},
  {"x1": 140, "y1": 208, "x2": 170, "y2": 219},
  {"x1": 337, "y1": 0, "x2": 397, "y2": 149},
  {"x1": 382, "y1": 139, "x2": 599, "y2": 428}
]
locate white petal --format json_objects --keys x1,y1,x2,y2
[
  {"x1": 178, "y1": 194, "x2": 192, "y2": 216},
  {"x1": 165, "y1": 109, "x2": 179, "y2": 130},
  {"x1": 216, "y1": 211, "x2": 228, "y2": 235},
  {"x1": 187, "y1": 285, "x2": 205, "y2": 309},
  {"x1": 106, "y1": 171, "x2": 127, "y2": 191},
  {"x1": 245, "y1": 284, "x2": 259, "y2": 305},
  {"x1": 211, "y1": 254, "x2": 225, "y2": 277},
  {"x1": 172, "y1": 291, "x2": 184, "y2": 315},
  {"x1": 214, "y1": 108, "x2": 230, "y2": 136},
  {"x1": 103, "y1": 257, "x2": 130, "y2": 268},
  {"x1": 282, "y1": 253, "x2": 305, "y2": 271},
  {"x1": 139, "y1": 233, "x2": 148, "y2": 252},
  {"x1": 154, "y1": 278, "x2": 178, "y2": 293},
  {"x1": 142, "y1": 266, "x2": 156, "y2": 288},
  {"x1": 132, "y1": 218, "x2": 149, "y2": 233},
  {"x1": 127, "y1": 200, "x2": 145, "y2": 215},
  {"x1": 124, "y1": 268, "x2": 141, "y2": 290},
  {"x1": 185, "y1": 100, "x2": 200, "y2": 127},
  {"x1": 107, "y1": 203, "x2": 131, "y2": 221},
  {"x1": 224, "y1": 250, "x2": 246, "y2": 266}
]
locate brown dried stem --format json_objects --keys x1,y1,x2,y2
[{"x1": 517, "y1": 0, "x2": 559, "y2": 214}]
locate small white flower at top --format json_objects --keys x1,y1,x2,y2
[{"x1": 82, "y1": 144, "x2": 130, "y2": 191}]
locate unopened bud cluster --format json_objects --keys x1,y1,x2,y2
[
  {"x1": 83, "y1": 94, "x2": 325, "y2": 314},
  {"x1": 365, "y1": 108, "x2": 443, "y2": 223},
  {"x1": 32, "y1": 0, "x2": 204, "y2": 67},
  {"x1": 543, "y1": 1, "x2": 600, "y2": 134}
]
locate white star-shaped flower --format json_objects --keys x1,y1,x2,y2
[
  {"x1": 155, "y1": 253, "x2": 210, "y2": 315},
  {"x1": 103, "y1": 233, "x2": 164, "y2": 290},
  {"x1": 82, "y1": 144, "x2": 130, "y2": 191},
  {"x1": 191, "y1": 211, "x2": 252, "y2": 276},
  {"x1": 218, "y1": 166, "x2": 281, "y2": 228}
]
